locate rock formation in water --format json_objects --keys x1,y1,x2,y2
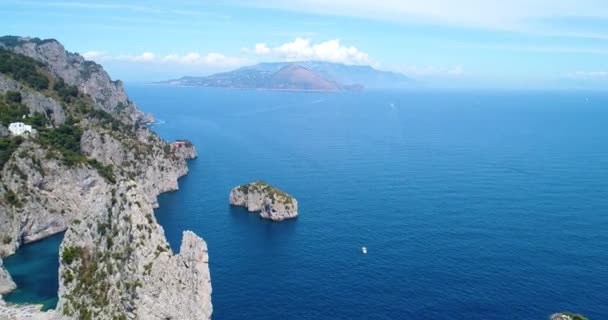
[
  {"x1": 229, "y1": 181, "x2": 298, "y2": 221},
  {"x1": 0, "y1": 36, "x2": 211, "y2": 319},
  {"x1": 550, "y1": 313, "x2": 588, "y2": 320},
  {"x1": 0, "y1": 257, "x2": 16, "y2": 295}
]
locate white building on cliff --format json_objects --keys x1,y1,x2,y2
[{"x1": 8, "y1": 122, "x2": 34, "y2": 136}]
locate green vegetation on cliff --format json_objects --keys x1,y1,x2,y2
[
  {"x1": 238, "y1": 181, "x2": 294, "y2": 204},
  {"x1": 0, "y1": 136, "x2": 23, "y2": 169},
  {"x1": 0, "y1": 49, "x2": 120, "y2": 182},
  {"x1": 0, "y1": 48, "x2": 49, "y2": 90},
  {"x1": 563, "y1": 313, "x2": 589, "y2": 320}
]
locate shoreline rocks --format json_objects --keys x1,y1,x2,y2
[
  {"x1": 0, "y1": 258, "x2": 16, "y2": 295},
  {"x1": 229, "y1": 181, "x2": 298, "y2": 221}
]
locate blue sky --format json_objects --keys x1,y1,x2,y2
[{"x1": 2, "y1": 0, "x2": 608, "y2": 88}]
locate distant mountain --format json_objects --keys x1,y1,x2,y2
[
  {"x1": 159, "y1": 61, "x2": 411, "y2": 91},
  {"x1": 242, "y1": 61, "x2": 411, "y2": 89}
]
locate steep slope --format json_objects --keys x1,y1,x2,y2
[
  {"x1": 0, "y1": 36, "x2": 211, "y2": 319},
  {"x1": 0, "y1": 36, "x2": 152, "y2": 124}
]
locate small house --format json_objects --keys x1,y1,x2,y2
[{"x1": 8, "y1": 122, "x2": 34, "y2": 136}]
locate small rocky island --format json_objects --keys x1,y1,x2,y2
[
  {"x1": 551, "y1": 313, "x2": 588, "y2": 320},
  {"x1": 229, "y1": 181, "x2": 298, "y2": 221}
]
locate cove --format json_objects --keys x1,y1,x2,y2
[{"x1": 3, "y1": 232, "x2": 63, "y2": 311}]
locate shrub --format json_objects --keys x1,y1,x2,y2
[
  {"x1": 564, "y1": 313, "x2": 588, "y2": 320},
  {"x1": 0, "y1": 136, "x2": 24, "y2": 169},
  {"x1": 0, "y1": 92, "x2": 29, "y2": 126},
  {"x1": 5, "y1": 91, "x2": 21, "y2": 103},
  {"x1": 87, "y1": 159, "x2": 116, "y2": 183},
  {"x1": 61, "y1": 246, "x2": 82, "y2": 265},
  {"x1": 53, "y1": 78, "x2": 79, "y2": 103},
  {"x1": 4, "y1": 190, "x2": 21, "y2": 207}
]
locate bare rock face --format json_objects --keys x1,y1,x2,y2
[
  {"x1": 0, "y1": 258, "x2": 16, "y2": 295},
  {"x1": 80, "y1": 128, "x2": 197, "y2": 208},
  {"x1": 170, "y1": 140, "x2": 198, "y2": 160},
  {"x1": 57, "y1": 183, "x2": 212, "y2": 320},
  {"x1": 229, "y1": 181, "x2": 298, "y2": 221},
  {"x1": 0, "y1": 141, "x2": 101, "y2": 256},
  {"x1": 136, "y1": 231, "x2": 212, "y2": 320}
]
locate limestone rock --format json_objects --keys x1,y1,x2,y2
[
  {"x1": 0, "y1": 299, "x2": 56, "y2": 320},
  {"x1": 0, "y1": 36, "x2": 212, "y2": 319},
  {"x1": 229, "y1": 181, "x2": 298, "y2": 221},
  {"x1": 0, "y1": 257, "x2": 16, "y2": 295},
  {"x1": 550, "y1": 313, "x2": 587, "y2": 320},
  {"x1": 136, "y1": 231, "x2": 212, "y2": 320},
  {"x1": 1, "y1": 36, "x2": 143, "y2": 124},
  {"x1": 56, "y1": 183, "x2": 211, "y2": 320}
]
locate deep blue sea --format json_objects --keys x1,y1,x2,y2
[{"x1": 6, "y1": 87, "x2": 608, "y2": 319}]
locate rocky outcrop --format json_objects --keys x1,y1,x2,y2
[
  {"x1": 170, "y1": 140, "x2": 198, "y2": 160},
  {"x1": 80, "y1": 128, "x2": 196, "y2": 208},
  {"x1": 0, "y1": 141, "x2": 102, "y2": 256},
  {"x1": 550, "y1": 313, "x2": 588, "y2": 320},
  {"x1": 0, "y1": 257, "x2": 16, "y2": 295},
  {"x1": 136, "y1": 231, "x2": 212, "y2": 320},
  {"x1": 56, "y1": 182, "x2": 211, "y2": 320},
  {"x1": 0, "y1": 36, "x2": 212, "y2": 319},
  {"x1": 229, "y1": 181, "x2": 298, "y2": 221},
  {"x1": 0, "y1": 36, "x2": 143, "y2": 124}
]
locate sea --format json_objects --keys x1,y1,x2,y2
[{"x1": 4, "y1": 87, "x2": 608, "y2": 319}]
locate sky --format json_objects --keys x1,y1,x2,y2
[{"x1": 1, "y1": 0, "x2": 608, "y2": 89}]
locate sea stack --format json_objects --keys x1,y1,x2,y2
[{"x1": 229, "y1": 181, "x2": 298, "y2": 221}]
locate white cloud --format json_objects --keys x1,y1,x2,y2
[
  {"x1": 82, "y1": 50, "x2": 248, "y2": 68},
  {"x1": 567, "y1": 71, "x2": 608, "y2": 79},
  {"x1": 162, "y1": 52, "x2": 248, "y2": 67},
  {"x1": 245, "y1": 38, "x2": 371, "y2": 65},
  {"x1": 81, "y1": 51, "x2": 106, "y2": 60},
  {"x1": 116, "y1": 52, "x2": 156, "y2": 62}
]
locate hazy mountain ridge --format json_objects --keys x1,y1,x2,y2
[{"x1": 161, "y1": 61, "x2": 410, "y2": 91}]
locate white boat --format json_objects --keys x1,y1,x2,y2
[{"x1": 362, "y1": 247, "x2": 367, "y2": 254}]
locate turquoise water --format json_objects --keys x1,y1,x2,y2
[
  {"x1": 5, "y1": 87, "x2": 608, "y2": 319},
  {"x1": 3, "y1": 232, "x2": 63, "y2": 310}
]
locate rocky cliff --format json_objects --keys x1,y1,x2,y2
[
  {"x1": 0, "y1": 257, "x2": 16, "y2": 295},
  {"x1": 0, "y1": 36, "x2": 211, "y2": 319},
  {"x1": 229, "y1": 181, "x2": 298, "y2": 221}
]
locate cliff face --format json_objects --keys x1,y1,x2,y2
[
  {"x1": 57, "y1": 181, "x2": 211, "y2": 319},
  {"x1": 229, "y1": 181, "x2": 298, "y2": 221},
  {"x1": 0, "y1": 36, "x2": 210, "y2": 319},
  {"x1": 1, "y1": 37, "x2": 146, "y2": 124}
]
